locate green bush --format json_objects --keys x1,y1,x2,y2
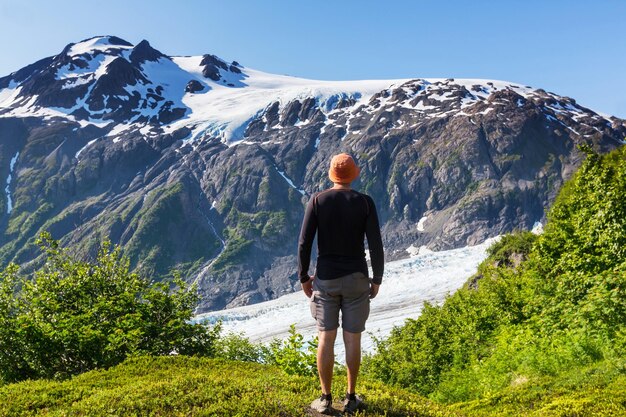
[
  {"x1": 263, "y1": 324, "x2": 318, "y2": 376},
  {"x1": 363, "y1": 264, "x2": 526, "y2": 396},
  {"x1": 212, "y1": 324, "x2": 319, "y2": 377},
  {"x1": 485, "y1": 231, "x2": 537, "y2": 267},
  {"x1": 364, "y1": 145, "x2": 626, "y2": 406},
  {"x1": 213, "y1": 330, "x2": 264, "y2": 363},
  {"x1": 0, "y1": 232, "x2": 219, "y2": 384}
]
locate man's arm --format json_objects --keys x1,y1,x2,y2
[
  {"x1": 298, "y1": 195, "x2": 317, "y2": 290},
  {"x1": 365, "y1": 196, "x2": 384, "y2": 285}
]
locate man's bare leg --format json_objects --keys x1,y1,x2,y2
[
  {"x1": 343, "y1": 330, "x2": 361, "y2": 394},
  {"x1": 317, "y1": 329, "x2": 337, "y2": 394}
]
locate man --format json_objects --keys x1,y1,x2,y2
[{"x1": 298, "y1": 153, "x2": 384, "y2": 415}]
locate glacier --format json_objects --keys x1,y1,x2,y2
[{"x1": 194, "y1": 237, "x2": 496, "y2": 360}]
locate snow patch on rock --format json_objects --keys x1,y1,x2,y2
[
  {"x1": 5, "y1": 151, "x2": 19, "y2": 213},
  {"x1": 417, "y1": 215, "x2": 428, "y2": 232}
]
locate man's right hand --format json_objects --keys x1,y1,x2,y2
[
  {"x1": 301, "y1": 276, "x2": 313, "y2": 298},
  {"x1": 370, "y1": 282, "x2": 380, "y2": 299}
]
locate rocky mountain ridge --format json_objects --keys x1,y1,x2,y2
[{"x1": 0, "y1": 36, "x2": 624, "y2": 311}]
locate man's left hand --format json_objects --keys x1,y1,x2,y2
[
  {"x1": 370, "y1": 282, "x2": 380, "y2": 299},
  {"x1": 301, "y1": 276, "x2": 313, "y2": 298}
]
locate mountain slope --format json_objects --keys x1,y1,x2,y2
[{"x1": 0, "y1": 36, "x2": 624, "y2": 311}]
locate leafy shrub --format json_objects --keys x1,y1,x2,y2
[
  {"x1": 262, "y1": 324, "x2": 318, "y2": 376},
  {"x1": 364, "y1": 145, "x2": 626, "y2": 404},
  {"x1": 0, "y1": 232, "x2": 219, "y2": 384},
  {"x1": 213, "y1": 330, "x2": 265, "y2": 363},
  {"x1": 363, "y1": 264, "x2": 526, "y2": 396},
  {"x1": 210, "y1": 324, "x2": 319, "y2": 377},
  {"x1": 485, "y1": 231, "x2": 537, "y2": 267}
]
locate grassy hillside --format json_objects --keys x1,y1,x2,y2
[
  {"x1": 0, "y1": 356, "x2": 456, "y2": 417},
  {"x1": 454, "y1": 358, "x2": 626, "y2": 416},
  {"x1": 3, "y1": 355, "x2": 625, "y2": 416}
]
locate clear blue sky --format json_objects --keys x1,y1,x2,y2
[{"x1": 1, "y1": 0, "x2": 625, "y2": 118}]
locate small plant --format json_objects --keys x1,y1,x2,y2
[
  {"x1": 264, "y1": 324, "x2": 318, "y2": 376},
  {"x1": 214, "y1": 330, "x2": 264, "y2": 362}
]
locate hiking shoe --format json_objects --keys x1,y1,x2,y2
[
  {"x1": 310, "y1": 394, "x2": 333, "y2": 414},
  {"x1": 342, "y1": 393, "x2": 363, "y2": 414}
]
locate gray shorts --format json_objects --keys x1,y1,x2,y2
[{"x1": 310, "y1": 272, "x2": 371, "y2": 333}]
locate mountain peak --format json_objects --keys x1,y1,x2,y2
[
  {"x1": 64, "y1": 35, "x2": 134, "y2": 57},
  {"x1": 130, "y1": 39, "x2": 166, "y2": 64}
]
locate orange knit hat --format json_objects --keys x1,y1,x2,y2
[{"x1": 328, "y1": 153, "x2": 360, "y2": 184}]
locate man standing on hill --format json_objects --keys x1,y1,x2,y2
[{"x1": 298, "y1": 153, "x2": 384, "y2": 415}]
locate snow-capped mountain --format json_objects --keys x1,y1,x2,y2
[{"x1": 0, "y1": 36, "x2": 624, "y2": 311}]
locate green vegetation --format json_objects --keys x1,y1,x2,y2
[
  {"x1": 363, "y1": 144, "x2": 626, "y2": 415},
  {"x1": 124, "y1": 182, "x2": 220, "y2": 279},
  {"x1": 125, "y1": 182, "x2": 185, "y2": 275},
  {"x1": 212, "y1": 324, "x2": 318, "y2": 376},
  {"x1": 225, "y1": 207, "x2": 289, "y2": 242},
  {"x1": 0, "y1": 356, "x2": 456, "y2": 417},
  {"x1": 0, "y1": 232, "x2": 219, "y2": 384},
  {"x1": 2, "y1": 144, "x2": 625, "y2": 415},
  {"x1": 0, "y1": 232, "x2": 453, "y2": 415},
  {"x1": 210, "y1": 228, "x2": 252, "y2": 273},
  {"x1": 451, "y1": 358, "x2": 626, "y2": 416},
  {"x1": 211, "y1": 207, "x2": 290, "y2": 272},
  {"x1": 265, "y1": 324, "x2": 318, "y2": 376},
  {"x1": 0, "y1": 201, "x2": 55, "y2": 265},
  {"x1": 494, "y1": 153, "x2": 522, "y2": 164},
  {"x1": 484, "y1": 231, "x2": 537, "y2": 267}
]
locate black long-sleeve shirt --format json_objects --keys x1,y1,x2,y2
[{"x1": 298, "y1": 188, "x2": 384, "y2": 284}]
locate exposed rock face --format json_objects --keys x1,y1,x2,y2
[
  {"x1": 185, "y1": 80, "x2": 205, "y2": 93},
  {"x1": 129, "y1": 40, "x2": 165, "y2": 65},
  {"x1": 0, "y1": 36, "x2": 624, "y2": 312},
  {"x1": 199, "y1": 54, "x2": 246, "y2": 86}
]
